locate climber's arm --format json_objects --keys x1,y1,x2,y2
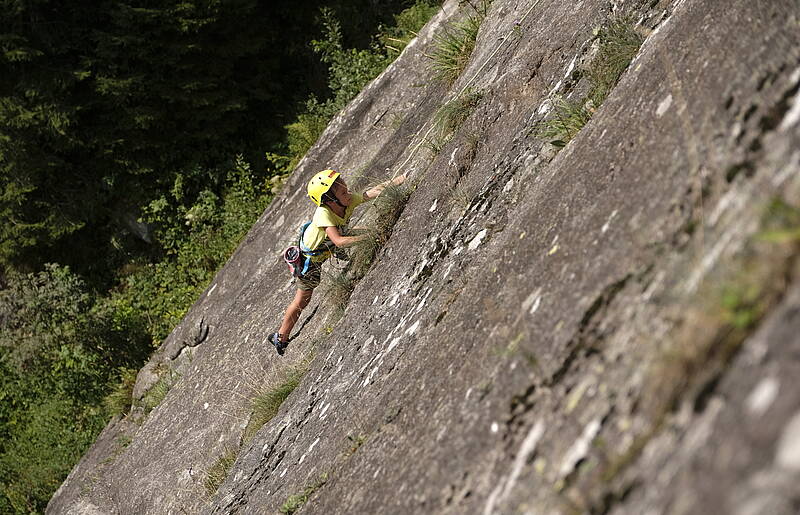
[
  {"x1": 364, "y1": 174, "x2": 406, "y2": 200},
  {"x1": 325, "y1": 226, "x2": 364, "y2": 248}
]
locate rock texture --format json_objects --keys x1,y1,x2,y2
[{"x1": 49, "y1": 0, "x2": 800, "y2": 513}]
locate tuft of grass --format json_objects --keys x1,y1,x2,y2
[
  {"x1": 533, "y1": 17, "x2": 642, "y2": 149},
  {"x1": 325, "y1": 271, "x2": 356, "y2": 318},
  {"x1": 138, "y1": 368, "x2": 181, "y2": 416},
  {"x1": 758, "y1": 198, "x2": 800, "y2": 243},
  {"x1": 280, "y1": 473, "x2": 329, "y2": 515},
  {"x1": 103, "y1": 367, "x2": 139, "y2": 417},
  {"x1": 348, "y1": 183, "x2": 412, "y2": 279},
  {"x1": 426, "y1": 1, "x2": 491, "y2": 83},
  {"x1": 534, "y1": 96, "x2": 592, "y2": 148},
  {"x1": 429, "y1": 89, "x2": 483, "y2": 152},
  {"x1": 204, "y1": 447, "x2": 238, "y2": 497},
  {"x1": 587, "y1": 17, "x2": 644, "y2": 106},
  {"x1": 242, "y1": 361, "x2": 310, "y2": 444}
]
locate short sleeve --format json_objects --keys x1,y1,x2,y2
[{"x1": 312, "y1": 206, "x2": 338, "y2": 227}]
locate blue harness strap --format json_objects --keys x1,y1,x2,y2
[{"x1": 297, "y1": 221, "x2": 329, "y2": 276}]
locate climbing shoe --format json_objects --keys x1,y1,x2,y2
[{"x1": 268, "y1": 333, "x2": 288, "y2": 355}]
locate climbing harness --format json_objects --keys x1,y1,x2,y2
[{"x1": 283, "y1": 221, "x2": 330, "y2": 277}]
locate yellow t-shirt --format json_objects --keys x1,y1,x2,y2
[{"x1": 302, "y1": 193, "x2": 365, "y2": 262}]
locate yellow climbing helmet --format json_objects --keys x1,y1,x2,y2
[{"x1": 307, "y1": 169, "x2": 340, "y2": 206}]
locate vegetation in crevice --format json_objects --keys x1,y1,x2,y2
[
  {"x1": 426, "y1": 89, "x2": 484, "y2": 153},
  {"x1": 324, "y1": 182, "x2": 413, "y2": 319},
  {"x1": 577, "y1": 198, "x2": 800, "y2": 512},
  {"x1": 426, "y1": 0, "x2": 492, "y2": 84},
  {"x1": 535, "y1": 17, "x2": 643, "y2": 148},
  {"x1": 137, "y1": 368, "x2": 182, "y2": 416},
  {"x1": 280, "y1": 473, "x2": 330, "y2": 515},
  {"x1": 242, "y1": 359, "x2": 311, "y2": 445},
  {"x1": 204, "y1": 447, "x2": 238, "y2": 497}
]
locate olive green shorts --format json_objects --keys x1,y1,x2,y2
[{"x1": 295, "y1": 261, "x2": 322, "y2": 291}]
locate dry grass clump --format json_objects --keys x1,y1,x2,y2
[
  {"x1": 426, "y1": 0, "x2": 491, "y2": 83},
  {"x1": 242, "y1": 359, "x2": 311, "y2": 444}
]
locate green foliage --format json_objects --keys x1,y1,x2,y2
[
  {"x1": 758, "y1": 198, "x2": 800, "y2": 243},
  {"x1": 280, "y1": 473, "x2": 329, "y2": 515},
  {"x1": 587, "y1": 17, "x2": 644, "y2": 106},
  {"x1": 426, "y1": 1, "x2": 490, "y2": 83},
  {"x1": 380, "y1": 1, "x2": 441, "y2": 57},
  {"x1": 103, "y1": 367, "x2": 139, "y2": 417},
  {"x1": 534, "y1": 96, "x2": 592, "y2": 148},
  {"x1": 118, "y1": 158, "x2": 271, "y2": 343},
  {"x1": 281, "y1": 2, "x2": 440, "y2": 167},
  {"x1": 204, "y1": 447, "x2": 238, "y2": 497},
  {"x1": 0, "y1": 397, "x2": 106, "y2": 514},
  {"x1": 242, "y1": 362, "x2": 309, "y2": 444}
]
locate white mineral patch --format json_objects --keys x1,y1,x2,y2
[
  {"x1": 453, "y1": 246, "x2": 464, "y2": 255},
  {"x1": 483, "y1": 421, "x2": 545, "y2": 515},
  {"x1": 503, "y1": 178, "x2": 515, "y2": 193},
  {"x1": 601, "y1": 210, "x2": 618, "y2": 234},
  {"x1": 775, "y1": 411, "x2": 800, "y2": 470},
  {"x1": 465, "y1": 387, "x2": 473, "y2": 400},
  {"x1": 273, "y1": 213, "x2": 285, "y2": 230},
  {"x1": 387, "y1": 337, "x2": 401, "y2": 353},
  {"x1": 559, "y1": 418, "x2": 602, "y2": 477},
  {"x1": 468, "y1": 229, "x2": 488, "y2": 250},
  {"x1": 443, "y1": 263, "x2": 455, "y2": 279},
  {"x1": 280, "y1": 468, "x2": 288, "y2": 478},
  {"x1": 449, "y1": 147, "x2": 459, "y2": 166},
  {"x1": 563, "y1": 55, "x2": 578, "y2": 79},
  {"x1": 522, "y1": 288, "x2": 543, "y2": 315},
  {"x1": 319, "y1": 402, "x2": 331, "y2": 419},
  {"x1": 405, "y1": 321, "x2": 420, "y2": 335},
  {"x1": 203, "y1": 402, "x2": 209, "y2": 410},
  {"x1": 373, "y1": 295, "x2": 379, "y2": 305},
  {"x1": 389, "y1": 293, "x2": 400, "y2": 307},
  {"x1": 207, "y1": 283, "x2": 218, "y2": 296},
  {"x1": 656, "y1": 93, "x2": 673, "y2": 117},
  {"x1": 491, "y1": 422, "x2": 499, "y2": 433},
  {"x1": 429, "y1": 199, "x2": 438, "y2": 212},
  {"x1": 746, "y1": 377, "x2": 780, "y2": 416},
  {"x1": 778, "y1": 67, "x2": 800, "y2": 131},
  {"x1": 308, "y1": 437, "x2": 320, "y2": 453},
  {"x1": 537, "y1": 99, "x2": 552, "y2": 115}
]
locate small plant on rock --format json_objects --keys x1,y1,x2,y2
[
  {"x1": 427, "y1": 1, "x2": 491, "y2": 83},
  {"x1": 138, "y1": 368, "x2": 181, "y2": 416},
  {"x1": 587, "y1": 17, "x2": 644, "y2": 106},
  {"x1": 429, "y1": 89, "x2": 483, "y2": 151},
  {"x1": 534, "y1": 96, "x2": 592, "y2": 148},
  {"x1": 242, "y1": 360, "x2": 310, "y2": 444},
  {"x1": 204, "y1": 447, "x2": 238, "y2": 496},
  {"x1": 280, "y1": 473, "x2": 329, "y2": 514}
]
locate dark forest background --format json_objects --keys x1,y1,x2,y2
[{"x1": 0, "y1": 1, "x2": 439, "y2": 511}]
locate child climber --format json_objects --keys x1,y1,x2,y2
[{"x1": 268, "y1": 169, "x2": 406, "y2": 355}]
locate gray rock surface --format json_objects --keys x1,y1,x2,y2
[{"x1": 48, "y1": 0, "x2": 800, "y2": 513}]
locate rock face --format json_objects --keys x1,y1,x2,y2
[{"x1": 48, "y1": 0, "x2": 800, "y2": 513}]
